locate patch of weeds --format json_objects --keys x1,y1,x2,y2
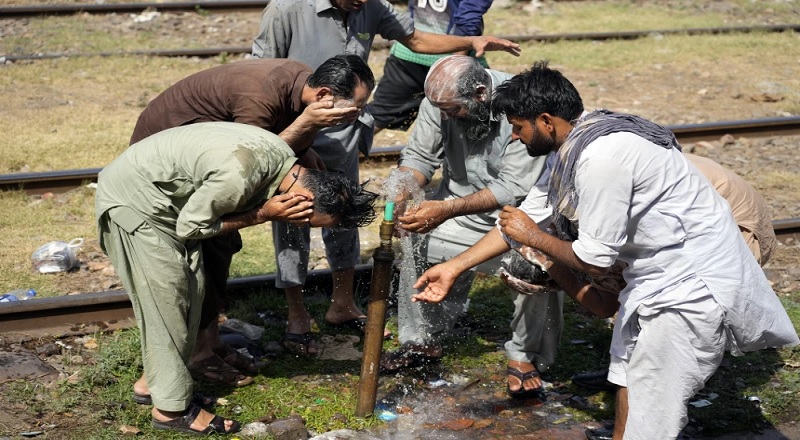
[{"x1": 3, "y1": 381, "x2": 48, "y2": 415}]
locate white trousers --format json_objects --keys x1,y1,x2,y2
[{"x1": 608, "y1": 294, "x2": 726, "y2": 440}]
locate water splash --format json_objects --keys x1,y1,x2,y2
[{"x1": 381, "y1": 169, "x2": 432, "y2": 336}]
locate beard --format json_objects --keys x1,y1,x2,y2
[
  {"x1": 524, "y1": 125, "x2": 557, "y2": 157},
  {"x1": 455, "y1": 99, "x2": 493, "y2": 142}
]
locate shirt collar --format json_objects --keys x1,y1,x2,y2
[
  {"x1": 292, "y1": 71, "x2": 312, "y2": 114},
  {"x1": 316, "y1": 0, "x2": 336, "y2": 14}
]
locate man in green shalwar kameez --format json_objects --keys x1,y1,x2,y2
[{"x1": 96, "y1": 121, "x2": 376, "y2": 435}]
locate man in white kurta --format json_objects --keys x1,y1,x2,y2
[{"x1": 412, "y1": 62, "x2": 799, "y2": 439}]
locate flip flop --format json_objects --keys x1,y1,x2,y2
[
  {"x1": 506, "y1": 366, "x2": 544, "y2": 399},
  {"x1": 133, "y1": 391, "x2": 217, "y2": 408},
  {"x1": 151, "y1": 403, "x2": 240, "y2": 436}
]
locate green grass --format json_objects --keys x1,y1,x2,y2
[
  {"x1": 2, "y1": 275, "x2": 798, "y2": 438},
  {"x1": 490, "y1": 31, "x2": 800, "y2": 73}
]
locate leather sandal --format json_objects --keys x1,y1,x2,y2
[
  {"x1": 151, "y1": 403, "x2": 241, "y2": 436},
  {"x1": 507, "y1": 366, "x2": 544, "y2": 399},
  {"x1": 214, "y1": 344, "x2": 263, "y2": 373}
]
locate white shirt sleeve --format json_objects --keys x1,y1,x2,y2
[{"x1": 570, "y1": 142, "x2": 634, "y2": 268}]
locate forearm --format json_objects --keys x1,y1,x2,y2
[
  {"x1": 219, "y1": 208, "x2": 263, "y2": 235},
  {"x1": 523, "y1": 230, "x2": 607, "y2": 277},
  {"x1": 278, "y1": 116, "x2": 320, "y2": 154},
  {"x1": 445, "y1": 188, "x2": 498, "y2": 217},
  {"x1": 547, "y1": 263, "x2": 619, "y2": 318},
  {"x1": 397, "y1": 166, "x2": 429, "y2": 189},
  {"x1": 401, "y1": 30, "x2": 474, "y2": 55},
  {"x1": 447, "y1": 228, "x2": 511, "y2": 275}
]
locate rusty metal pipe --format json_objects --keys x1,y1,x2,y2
[{"x1": 356, "y1": 209, "x2": 396, "y2": 417}]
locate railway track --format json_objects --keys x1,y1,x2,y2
[
  {"x1": 2, "y1": 115, "x2": 800, "y2": 195},
  {"x1": 3, "y1": 24, "x2": 799, "y2": 62},
  {"x1": 0, "y1": 0, "x2": 269, "y2": 16},
  {"x1": 1, "y1": 219, "x2": 799, "y2": 343}
]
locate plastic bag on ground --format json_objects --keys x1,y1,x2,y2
[{"x1": 31, "y1": 238, "x2": 83, "y2": 273}]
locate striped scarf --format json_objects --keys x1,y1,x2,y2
[{"x1": 548, "y1": 110, "x2": 682, "y2": 241}]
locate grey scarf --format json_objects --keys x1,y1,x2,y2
[{"x1": 548, "y1": 110, "x2": 681, "y2": 241}]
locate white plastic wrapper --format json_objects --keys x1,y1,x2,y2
[{"x1": 31, "y1": 238, "x2": 83, "y2": 273}]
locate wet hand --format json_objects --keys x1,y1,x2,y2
[
  {"x1": 257, "y1": 193, "x2": 314, "y2": 224},
  {"x1": 472, "y1": 36, "x2": 521, "y2": 57},
  {"x1": 397, "y1": 201, "x2": 449, "y2": 234},
  {"x1": 411, "y1": 264, "x2": 459, "y2": 303},
  {"x1": 303, "y1": 99, "x2": 360, "y2": 128},
  {"x1": 498, "y1": 205, "x2": 541, "y2": 246}
]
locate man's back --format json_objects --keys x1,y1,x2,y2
[
  {"x1": 101, "y1": 122, "x2": 295, "y2": 237},
  {"x1": 130, "y1": 59, "x2": 311, "y2": 145},
  {"x1": 251, "y1": 0, "x2": 413, "y2": 68},
  {"x1": 685, "y1": 153, "x2": 776, "y2": 264}
]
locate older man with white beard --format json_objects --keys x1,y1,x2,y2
[{"x1": 380, "y1": 57, "x2": 560, "y2": 395}]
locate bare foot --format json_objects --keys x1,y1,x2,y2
[{"x1": 133, "y1": 374, "x2": 149, "y2": 396}]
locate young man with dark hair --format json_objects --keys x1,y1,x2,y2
[{"x1": 413, "y1": 61, "x2": 798, "y2": 439}]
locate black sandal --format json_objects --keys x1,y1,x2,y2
[
  {"x1": 214, "y1": 344, "x2": 263, "y2": 373},
  {"x1": 133, "y1": 391, "x2": 216, "y2": 408},
  {"x1": 506, "y1": 366, "x2": 544, "y2": 399},
  {"x1": 151, "y1": 403, "x2": 241, "y2": 436}
]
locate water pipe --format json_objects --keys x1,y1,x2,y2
[{"x1": 356, "y1": 202, "x2": 396, "y2": 417}]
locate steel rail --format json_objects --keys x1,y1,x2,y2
[
  {"x1": 0, "y1": 0, "x2": 589, "y2": 17},
  {"x1": 0, "y1": 0, "x2": 270, "y2": 17},
  {"x1": 3, "y1": 24, "x2": 799, "y2": 62},
  {"x1": 1, "y1": 221, "x2": 798, "y2": 342},
  {"x1": 2, "y1": 116, "x2": 800, "y2": 195},
  {"x1": 0, "y1": 263, "x2": 375, "y2": 342}
]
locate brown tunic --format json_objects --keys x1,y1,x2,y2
[{"x1": 130, "y1": 59, "x2": 311, "y2": 145}]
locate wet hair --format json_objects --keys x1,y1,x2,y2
[
  {"x1": 301, "y1": 169, "x2": 378, "y2": 230},
  {"x1": 491, "y1": 60, "x2": 584, "y2": 123},
  {"x1": 306, "y1": 54, "x2": 375, "y2": 101},
  {"x1": 424, "y1": 55, "x2": 491, "y2": 105}
]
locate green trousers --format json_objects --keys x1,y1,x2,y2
[{"x1": 99, "y1": 209, "x2": 204, "y2": 412}]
